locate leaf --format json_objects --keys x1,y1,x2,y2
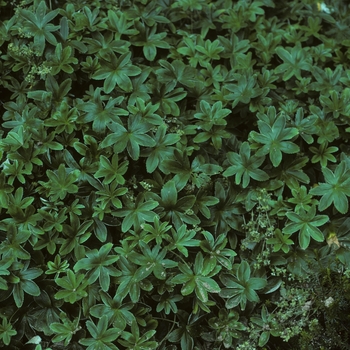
[
  {"x1": 55, "y1": 270, "x2": 89, "y2": 304},
  {"x1": 74, "y1": 243, "x2": 120, "y2": 291},
  {"x1": 310, "y1": 161, "x2": 350, "y2": 213},
  {"x1": 42, "y1": 164, "x2": 80, "y2": 201},
  {"x1": 92, "y1": 52, "x2": 142, "y2": 93},
  {"x1": 19, "y1": 1, "x2": 60, "y2": 54},
  {"x1": 225, "y1": 74, "x2": 262, "y2": 107},
  {"x1": 131, "y1": 23, "x2": 170, "y2": 61},
  {"x1": 113, "y1": 193, "x2": 159, "y2": 232},
  {"x1": 223, "y1": 142, "x2": 269, "y2": 188},
  {"x1": 80, "y1": 315, "x2": 121, "y2": 349},
  {"x1": 94, "y1": 154, "x2": 129, "y2": 185},
  {"x1": 266, "y1": 229, "x2": 294, "y2": 253},
  {"x1": 100, "y1": 115, "x2": 155, "y2": 160},
  {"x1": 249, "y1": 107, "x2": 299, "y2": 167},
  {"x1": 219, "y1": 260, "x2": 266, "y2": 310},
  {"x1": 142, "y1": 124, "x2": 181, "y2": 173},
  {"x1": 167, "y1": 224, "x2": 200, "y2": 257},
  {"x1": 284, "y1": 206, "x2": 328, "y2": 249},
  {"x1": 275, "y1": 43, "x2": 312, "y2": 80},
  {"x1": 0, "y1": 318, "x2": 17, "y2": 346}
]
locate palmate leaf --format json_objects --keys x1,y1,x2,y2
[
  {"x1": 194, "y1": 100, "x2": 231, "y2": 131},
  {"x1": 249, "y1": 107, "x2": 299, "y2": 167},
  {"x1": 170, "y1": 252, "x2": 220, "y2": 303},
  {"x1": 200, "y1": 230, "x2": 236, "y2": 270},
  {"x1": 166, "y1": 224, "x2": 200, "y2": 257},
  {"x1": 118, "y1": 320, "x2": 157, "y2": 349},
  {"x1": 84, "y1": 31, "x2": 130, "y2": 60},
  {"x1": 10, "y1": 262, "x2": 43, "y2": 308},
  {"x1": 219, "y1": 260, "x2": 266, "y2": 310},
  {"x1": 0, "y1": 223, "x2": 31, "y2": 260},
  {"x1": 100, "y1": 115, "x2": 156, "y2": 160},
  {"x1": 107, "y1": 9, "x2": 139, "y2": 38},
  {"x1": 223, "y1": 141, "x2": 269, "y2": 188},
  {"x1": 92, "y1": 51, "x2": 142, "y2": 93},
  {"x1": 310, "y1": 161, "x2": 350, "y2": 214},
  {"x1": 90, "y1": 291, "x2": 135, "y2": 330},
  {"x1": 147, "y1": 180, "x2": 200, "y2": 227},
  {"x1": 131, "y1": 22, "x2": 170, "y2": 61},
  {"x1": 224, "y1": 74, "x2": 262, "y2": 108},
  {"x1": 55, "y1": 270, "x2": 89, "y2": 304},
  {"x1": 128, "y1": 70, "x2": 153, "y2": 106},
  {"x1": 269, "y1": 155, "x2": 310, "y2": 190},
  {"x1": 310, "y1": 142, "x2": 338, "y2": 167},
  {"x1": 266, "y1": 229, "x2": 294, "y2": 253},
  {"x1": 0, "y1": 318, "x2": 17, "y2": 346},
  {"x1": 194, "y1": 188, "x2": 220, "y2": 219},
  {"x1": 284, "y1": 206, "x2": 328, "y2": 249},
  {"x1": 141, "y1": 124, "x2": 181, "y2": 173},
  {"x1": 291, "y1": 107, "x2": 318, "y2": 144},
  {"x1": 156, "y1": 59, "x2": 197, "y2": 88},
  {"x1": 73, "y1": 243, "x2": 120, "y2": 292},
  {"x1": 19, "y1": 0, "x2": 60, "y2": 54},
  {"x1": 114, "y1": 256, "x2": 153, "y2": 303},
  {"x1": 151, "y1": 82, "x2": 187, "y2": 116},
  {"x1": 112, "y1": 193, "x2": 159, "y2": 232},
  {"x1": 50, "y1": 314, "x2": 81, "y2": 346},
  {"x1": 287, "y1": 185, "x2": 317, "y2": 213},
  {"x1": 128, "y1": 241, "x2": 177, "y2": 280},
  {"x1": 80, "y1": 315, "x2": 121, "y2": 350},
  {"x1": 41, "y1": 164, "x2": 80, "y2": 201},
  {"x1": 49, "y1": 43, "x2": 78, "y2": 74},
  {"x1": 77, "y1": 88, "x2": 128, "y2": 133},
  {"x1": 274, "y1": 43, "x2": 312, "y2": 80},
  {"x1": 94, "y1": 154, "x2": 129, "y2": 185}
]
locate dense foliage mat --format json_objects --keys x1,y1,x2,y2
[{"x1": 1, "y1": 0, "x2": 350, "y2": 349}]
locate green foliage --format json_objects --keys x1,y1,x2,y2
[
  {"x1": 223, "y1": 141, "x2": 269, "y2": 188},
  {"x1": 73, "y1": 243, "x2": 120, "y2": 292},
  {"x1": 274, "y1": 43, "x2": 312, "y2": 80},
  {"x1": 38, "y1": 163, "x2": 80, "y2": 201},
  {"x1": 9, "y1": 261, "x2": 42, "y2": 308},
  {"x1": 284, "y1": 206, "x2": 328, "y2": 249},
  {"x1": 79, "y1": 315, "x2": 121, "y2": 350},
  {"x1": 171, "y1": 252, "x2": 221, "y2": 303},
  {"x1": 208, "y1": 309, "x2": 246, "y2": 348},
  {"x1": 0, "y1": 318, "x2": 17, "y2": 346},
  {"x1": 89, "y1": 291, "x2": 135, "y2": 330},
  {"x1": 220, "y1": 260, "x2": 267, "y2": 311},
  {"x1": 112, "y1": 193, "x2": 159, "y2": 232},
  {"x1": 92, "y1": 52, "x2": 142, "y2": 93},
  {"x1": 50, "y1": 313, "x2": 81, "y2": 346},
  {"x1": 249, "y1": 107, "x2": 300, "y2": 167},
  {"x1": 1, "y1": 0, "x2": 350, "y2": 348},
  {"x1": 118, "y1": 320, "x2": 158, "y2": 350},
  {"x1": 94, "y1": 154, "x2": 128, "y2": 185},
  {"x1": 54, "y1": 270, "x2": 89, "y2": 304},
  {"x1": 100, "y1": 114, "x2": 156, "y2": 160},
  {"x1": 266, "y1": 228, "x2": 294, "y2": 254},
  {"x1": 18, "y1": 0, "x2": 59, "y2": 55},
  {"x1": 165, "y1": 224, "x2": 200, "y2": 258},
  {"x1": 310, "y1": 161, "x2": 350, "y2": 214}
]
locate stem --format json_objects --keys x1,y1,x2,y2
[{"x1": 157, "y1": 313, "x2": 177, "y2": 347}]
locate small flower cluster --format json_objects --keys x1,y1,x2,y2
[
  {"x1": 165, "y1": 116, "x2": 185, "y2": 135},
  {"x1": 17, "y1": 27, "x2": 33, "y2": 39},
  {"x1": 140, "y1": 181, "x2": 153, "y2": 191},
  {"x1": 25, "y1": 63, "x2": 52, "y2": 83},
  {"x1": 13, "y1": 0, "x2": 28, "y2": 16},
  {"x1": 8, "y1": 42, "x2": 39, "y2": 58},
  {"x1": 241, "y1": 188, "x2": 275, "y2": 253},
  {"x1": 271, "y1": 285, "x2": 314, "y2": 342}
]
